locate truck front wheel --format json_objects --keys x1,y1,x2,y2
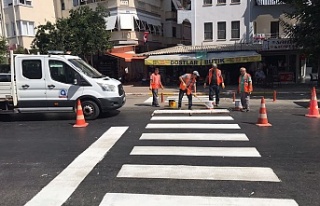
[{"x1": 81, "y1": 100, "x2": 100, "y2": 120}]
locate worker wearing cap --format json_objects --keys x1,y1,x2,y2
[
  {"x1": 204, "y1": 63, "x2": 225, "y2": 107},
  {"x1": 178, "y1": 71, "x2": 199, "y2": 110}
]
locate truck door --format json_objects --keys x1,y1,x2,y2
[
  {"x1": 45, "y1": 58, "x2": 84, "y2": 111},
  {"x1": 15, "y1": 57, "x2": 47, "y2": 109}
]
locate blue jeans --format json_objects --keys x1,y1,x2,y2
[
  {"x1": 209, "y1": 84, "x2": 220, "y2": 105},
  {"x1": 178, "y1": 89, "x2": 192, "y2": 109}
]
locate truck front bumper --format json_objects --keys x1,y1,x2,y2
[{"x1": 98, "y1": 94, "x2": 126, "y2": 112}]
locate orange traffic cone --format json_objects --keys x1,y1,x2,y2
[
  {"x1": 306, "y1": 87, "x2": 320, "y2": 118},
  {"x1": 256, "y1": 97, "x2": 272, "y2": 127},
  {"x1": 74, "y1": 99, "x2": 89, "y2": 128}
]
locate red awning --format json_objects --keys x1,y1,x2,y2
[{"x1": 108, "y1": 52, "x2": 146, "y2": 62}]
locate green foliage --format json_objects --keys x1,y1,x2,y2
[
  {"x1": 0, "y1": 36, "x2": 8, "y2": 64},
  {"x1": 280, "y1": 0, "x2": 320, "y2": 56},
  {"x1": 31, "y1": 5, "x2": 111, "y2": 59}
]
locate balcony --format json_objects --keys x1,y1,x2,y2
[
  {"x1": 255, "y1": 0, "x2": 284, "y2": 6},
  {"x1": 252, "y1": 33, "x2": 289, "y2": 44}
]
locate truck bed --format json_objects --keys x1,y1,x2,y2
[{"x1": 0, "y1": 82, "x2": 11, "y2": 100}]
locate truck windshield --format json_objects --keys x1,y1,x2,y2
[{"x1": 69, "y1": 59, "x2": 105, "y2": 78}]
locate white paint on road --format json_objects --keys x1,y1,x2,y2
[
  {"x1": 152, "y1": 109, "x2": 230, "y2": 115},
  {"x1": 140, "y1": 133, "x2": 249, "y2": 141},
  {"x1": 24, "y1": 127, "x2": 128, "y2": 206},
  {"x1": 143, "y1": 97, "x2": 153, "y2": 103},
  {"x1": 151, "y1": 116, "x2": 233, "y2": 121},
  {"x1": 117, "y1": 164, "x2": 281, "y2": 182},
  {"x1": 99, "y1": 193, "x2": 299, "y2": 206},
  {"x1": 130, "y1": 146, "x2": 261, "y2": 157},
  {"x1": 146, "y1": 123, "x2": 240, "y2": 129}
]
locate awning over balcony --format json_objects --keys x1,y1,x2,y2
[
  {"x1": 105, "y1": 16, "x2": 118, "y2": 30},
  {"x1": 108, "y1": 52, "x2": 146, "y2": 62},
  {"x1": 133, "y1": 14, "x2": 161, "y2": 26},
  {"x1": 144, "y1": 51, "x2": 261, "y2": 66},
  {"x1": 120, "y1": 14, "x2": 134, "y2": 29}
]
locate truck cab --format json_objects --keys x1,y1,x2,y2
[{"x1": 0, "y1": 52, "x2": 125, "y2": 120}]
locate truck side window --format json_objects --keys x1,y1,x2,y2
[
  {"x1": 49, "y1": 60, "x2": 78, "y2": 84},
  {"x1": 22, "y1": 60, "x2": 42, "y2": 79}
]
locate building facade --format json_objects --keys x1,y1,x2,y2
[{"x1": 0, "y1": 0, "x2": 56, "y2": 49}]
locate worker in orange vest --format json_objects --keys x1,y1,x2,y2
[
  {"x1": 238, "y1": 67, "x2": 253, "y2": 112},
  {"x1": 204, "y1": 63, "x2": 225, "y2": 107},
  {"x1": 178, "y1": 71, "x2": 200, "y2": 110},
  {"x1": 149, "y1": 68, "x2": 164, "y2": 107}
]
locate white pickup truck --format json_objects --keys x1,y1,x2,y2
[{"x1": 0, "y1": 51, "x2": 125, "y2": 119}]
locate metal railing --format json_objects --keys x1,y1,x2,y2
[{"x1": 255, "y1": 0, "x2": 284, "y2": 6}]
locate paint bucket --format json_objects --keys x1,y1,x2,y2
[
  {"x1": 169, "y1": 100, "x2": 177, "y2": 108},
  {"x1": 234, "y1": 100, "x2": 242, "y2": 111}
]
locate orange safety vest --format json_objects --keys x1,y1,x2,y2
[
  {"x1": 238, "y1": 73, "x2": 253, "y2": 93},
  {"x1": 150, "y1": 73, "x2": 161, "y2": 89},
  {"x1": 207, "y1": 68, "x2": 224, "y2": 85},
  {"x1": 179, "y1": 73, "x2": 196, "y2": 95}
]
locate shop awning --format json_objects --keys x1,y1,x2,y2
[
  {"x1": 105, "y1": 16, "x2": 117, "y2": 30},
  {"x1": 144, "y1": 51, "x2": 261, "y2": 66},
  {"x1": 109, "y1": 52, "x2": 146, "y2": 62}
]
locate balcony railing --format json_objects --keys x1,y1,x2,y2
[{"x1": 255, "y1": 0, "x2": 284, "y2": 6}]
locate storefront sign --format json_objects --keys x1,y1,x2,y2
[
  {"x1": 263, "y1": 39, "x2": 295, "y2": 51},
  {"x1": 279, "y1": 72, "x2": 294, "y2": 82},
  {"x1": 145, "y1": 55, "x2": 261, "y2": 66}
]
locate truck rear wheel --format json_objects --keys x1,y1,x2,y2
[{"x1": 81, "y1": 100, "x2": 100, "y2": 120}]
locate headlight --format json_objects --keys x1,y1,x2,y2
[{"x1": 98, "y1": 83, "x2": 116, "y2": 92}]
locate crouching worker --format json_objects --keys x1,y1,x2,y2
[{"x1": 178, "y1": 71, "x2": 200, "y2": 110}]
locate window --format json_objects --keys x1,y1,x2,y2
[
  {"x1": 18, "y1": 0, "x2": 32, "y2": 6},
  {"x1": 203, "y1": 0, "x2": 212, "y2": 5},
  {"x1": 73, "y1": 0, "x2": 79, "y2": 6},
  {"x1": 217, "y1": 0, "x2": 226, "y2": 4},
  {"x1": 231, "y1": 0, "x2": 240, "y2": 3},
  {"x1": 49, "y1": 61, "x2": 78, "y2": 84},
  {"x1": 172, "y1": 26, "x2": 176, "y2": 38},
  {"x1": 61, "y1": 0, "x2": 65, "y2": 10},
  {"x1": 204, "y1": 22, "x2": 213, "y2": 40},
  {"x1": 17, "y1": 21, "x2": 35, "y2": 36},
  {"x1": 11, "y1": 22, "x2": 16, "y2": 36},
  {"x1": 271, "y1": 21, "x2": 279, "y2": 38},
  {"x1": 231, "y1": 21, "x2": 240, "y2": 39},
  {"x1": 22, "y1": 60, "x2": 42, "y2": 79},
  {"x1": 217, "y1": 22, "x2": 226, "y2": 40}
]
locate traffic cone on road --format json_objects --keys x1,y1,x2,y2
[
  {"x1": 73, "y1": 99, "x2": 89, "y2": 128},
  {"x1": 256, "y1": 97, "x2": 272, "y2": 127},
  {"x1": 305, "y1": 87, "x2": 320, "y2": 118}
]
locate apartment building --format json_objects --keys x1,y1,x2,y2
[{"x1": 0, "y1": 0, "x2": 56, "y2": 49}]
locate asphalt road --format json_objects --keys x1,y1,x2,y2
[{"x1": 0, "y1": 94, "x2": 319, "y2": 206}]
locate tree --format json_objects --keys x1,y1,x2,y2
[
  {"x1": 0, "y1": 36, "x2": 7, "y2": 64},
  {"x1": 31, "y1": 5, "x2": 111, "y2": 62},
  {"x1": 280, "y1": 0, "x2": 320, "y2": 82}
]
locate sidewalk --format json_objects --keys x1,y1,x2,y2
[{"x1": 124, "y1": 83, "x2": 319, "y2": 96}]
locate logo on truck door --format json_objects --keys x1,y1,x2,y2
[{"x1": 59, "y1": 89, "x2": 68, "y2": 98}]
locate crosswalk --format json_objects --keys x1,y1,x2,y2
[{"x1": 101, "y1": 109, "x2": 299, "y2": 206}]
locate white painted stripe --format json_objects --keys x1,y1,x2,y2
[
  {"x1": 140, "y1": 133, "x2": 249, "y2": 141},
  {"x1": 146, "y1": 123, "x2": 240, "y2": 129},
  {"x1": 130, "y1": 146, "x2": 261, "y2": 157},
  {"x1": 152, "y1": 109, "x2": 229, "y2": 115},
  {"x1": 24, "y1": 127, "x2": 128, "y2": 206},
  {"x1": 99, "y1": 193, "x2": 299, "y2": 206},
  {"x1": 117, "y1": 165, "x2": 280, "y2": 182},
  {"x1": 143, "y1": 97, "x2": 153, "y2": 103},
  {"x1": 151, "y1": 116, "x2": 233, "y2": 121}
]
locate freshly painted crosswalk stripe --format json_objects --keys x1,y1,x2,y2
[
  {"x1": 151, "y1": 116, "x2": 233, "y2": 121},
  {"x1": 152, "y1": 109, "x2": 230, "y2": 115},
  {"x1": 143, "y1": 97, "x2": 153, "y2": 103},
  {"x1": 140, "y1": 133, "x2": 249, "y2": 141},
  {"x1": 24, "y1": 127, "x2": 128, "y2": 206},
  {"x1": 99, "y1": 193, "x2": 299, "y2": 206},
  {"x1": 130, "y1": 146, "x2": 261, "y2": 157},
  {"x1": 117, "y1": 165, "x2": 281, "y2": 182},
  {"x1": 146, "y1": 123, "x2": 240, "y2": 129}
]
